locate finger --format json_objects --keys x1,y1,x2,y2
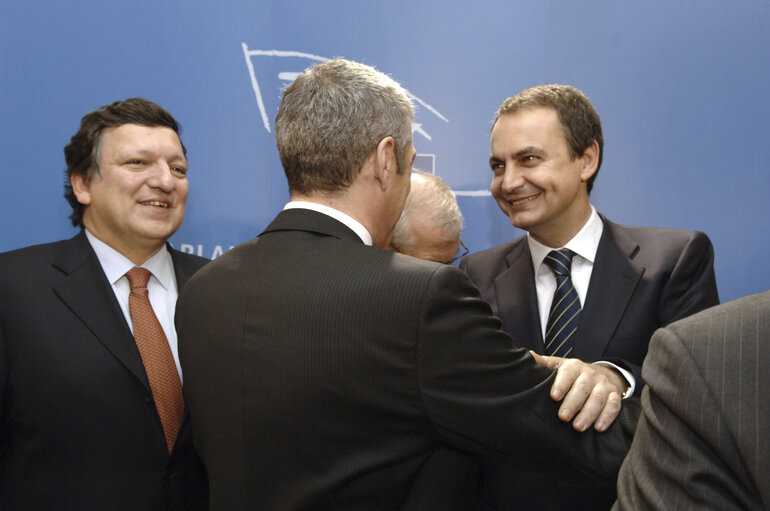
[
  {"x1": 555, "y1": 369, "x2": 592, "y2": 422},
  {"x1": 549, "y1": 359, "x2": 581, "y2": 402},
  {"x1": 593, "y1": 391, "x2": 622, "y2": 432},
  {"x1": 569, "y1": 383, "x2": 610, "y2": 432},
  {"x1": 529, "y1": 350, "x2": 545, "y2": 365},
  {"x1": 532, "y1": 353, "x2": 561, "y2": 369}
]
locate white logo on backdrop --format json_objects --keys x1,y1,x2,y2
[{"x1": 241, "y1": 43, "x2": 490, "y2": 196}]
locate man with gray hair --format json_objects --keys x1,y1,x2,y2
[
  {"x1": 390, "y1": 171, "x2": 467, "y2": 264},
  {"x1": 177, "y1": 60, "x2": 639, "y2": 510}
]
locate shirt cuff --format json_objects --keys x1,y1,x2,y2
[{"x1": 593, "y1": 361, "x2": 635, "y2": 398}]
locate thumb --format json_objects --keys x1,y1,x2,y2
[{"x1": 530, "y1": 351, "x2": 560, "y2": 369}]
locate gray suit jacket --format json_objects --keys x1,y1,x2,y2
[
  {"x1": 614, "y1": 290, "x2": 770, "y2": 510},
  {"x1": 0, "y1": 231, "x2": 208, "y2": 511},
  {"x1": 176, "y1": 209, "x2": 640, "y2": 510},
  {"x1": 459, "y1": 215, "x2": 720, "y2": 509}
]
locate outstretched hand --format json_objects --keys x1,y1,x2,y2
[{"x1": 531, "y1": 351, "x2": 626, "y2": 433}]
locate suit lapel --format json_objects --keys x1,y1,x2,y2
[
  {"x1": 169, "y1": 245, "x2": 202, "y2": 288},
  {"x1": 51, "y1": 232, "x2": 151, "y2": 391},
  {"x1": 494, "y1": 241, "x2": 543, "y2": 352},
  {"x1": 574, "y1": 219, "x2": 644, "y2": 361}
]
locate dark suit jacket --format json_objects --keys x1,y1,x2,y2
[
  {"x1": 614, "y1": 290, "x2": 770, "y2": 510},
  {"x1": 0, "y1": 231, "x2": 208, "y2": 511},
  {"x1": 459, "y1": 215, "x2": 720, "y2": 510},
  {"x1": 176, "y1": 209, "x2": 639, "y2": 510}
]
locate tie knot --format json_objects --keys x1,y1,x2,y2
[
  {"x1": 544, "y1": 249, "x2": 576, "y2": 276},
  {"x1": 126, "y1": 267, "x2": 151, "y2": 290}
]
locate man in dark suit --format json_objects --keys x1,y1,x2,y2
[
  {"x1": 460, "y1": 85, "x2": 720, "y2": 509},
  {"x1": 176, "y1": 59, "x2": 639, "y2": 510},
  {"x1": 0, "y1": 98, "x2": 208, "y2": 510},
  {"x1": 614, "y1": 290, "x2": 770, "y2": 510}
]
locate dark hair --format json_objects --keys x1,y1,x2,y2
[
  {"x1": 494, "y1": 84, "x2": 603, "y2": 193},
  {"x1": 63, "y1": 98, "x2": 185, "y2": 226}
]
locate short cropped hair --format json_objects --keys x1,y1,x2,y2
[
  {"x1": 391, "y1": 171, "x2": 465, "y2": 251},
  {"x1": 494, "y1": 84, "x2": 603, "y2": 193},
  {"x1": 63, "y1": 98, "x2": 185, "y2": 227},
  {"x1": 275, "y1": 59, "x2": 414, "y2": 195}
]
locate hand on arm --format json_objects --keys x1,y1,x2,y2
[{"x1": 531, "y1": 352, "x2": 627, "y2": 433}]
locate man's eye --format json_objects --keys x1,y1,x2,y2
[
  {"x1": 171, "y1": 166, "x2": 188, "y2": 176},
  {"x1": 490, "y1": 162, "x2": 504, "y2": 172}
]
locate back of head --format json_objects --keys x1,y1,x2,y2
[
  {"x1": 391, "y1": 171, "x2": 465, "y2": 252},
  {"x1": 274, "y1": 58, "x2": 414, "y2": 195},
  {"x1": 494, "y1": 84, "x2": 603, "y2": 193},
  {"x1": 63, "y1": 97, "x2": 184, "y2": 227}
]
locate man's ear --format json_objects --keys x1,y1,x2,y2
[
  {"x1": 579, "y1": 140, "x2": 600, "y2": 182},
  {"x1": 70, "y1": 173, "x2": 92, "y2": 206},
  {"x1": 374, "y1": 136, "x2": 396, "y2": 191}
]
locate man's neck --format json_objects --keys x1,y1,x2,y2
[
  {"x1": 82, "y1": 222, "x2": 163, "y2": 266},
  {"x1": 529, "y1": 201, "x2": 593, "y2": 248},
  {"x1": 286, "y1": 195, "x2": 374, "y2": 246},
  {"x1": 290, "y1": 188, "x2": 383, "y2": 246}
]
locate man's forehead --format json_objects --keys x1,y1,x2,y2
[
  {"x1": 491, "y1": 109, "x2": 564, "y2": 149},
  {"x1": 100, "y1": 124, "x2": 184, "y2": 156}
]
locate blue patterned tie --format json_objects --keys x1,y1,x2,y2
[{"x1": 544, "y1": 249, "x2": 581, "y2": 357}]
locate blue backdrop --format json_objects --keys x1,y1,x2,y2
[{"x1": 2, "y1": 0, "x2": 768, "y2": 301}]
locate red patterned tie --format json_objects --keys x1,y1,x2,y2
[{"x1": 126, "y1": 267, "x2": 184, "y2": 453}]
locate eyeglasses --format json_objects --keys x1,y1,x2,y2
[{"x1": 444, "y1": 240, "x2": 469, "y2": 265}]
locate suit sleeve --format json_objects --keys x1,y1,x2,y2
[
  {"x1": 658, "y1": 231, "x2": 719, "y2": 325},
  {"x1": 606, "y1": 230, "x2": 719, "y2": 392},
  {"x1": 614, "y1": 324, "x2": 758, "y2": 510},
  {"x1": 0, "y1": 310, "x2": 7, "y2": 456},
  {"x1": 414, "y1": 265, "x2": 639, "y2": 490}
]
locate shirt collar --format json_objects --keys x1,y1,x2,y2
[
  {"x1": 527, "y1": 205, "x2": 603, "y2": 269},
  {"x1": 84, "y1": 229, "x2": 174, "y2": 289},
  {"x1": 284, "y1": 201, "x2": 373, "y2": 246}
]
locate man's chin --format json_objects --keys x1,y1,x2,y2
[{"x1": 508, "y1": 213, "x2": 535, "y2": 232}]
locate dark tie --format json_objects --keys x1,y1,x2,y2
[
  {"x1": 543, "y1": 249, "x2": 581, "y2": 357},
  {"x1": 126, "y1": 267, "x2": 184, "y2": 453}
]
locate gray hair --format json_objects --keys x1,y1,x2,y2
[
  {"x1": 275, "y1": 58, "x2": 415, "y2": 195},
  {"x1": 391, "y1": 171, "x2": 465, "y2": 251}
]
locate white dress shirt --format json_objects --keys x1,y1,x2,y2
[
  {"x1": 284, "y1": 201, "x2": 373, "y2": 246},
  {"x1": 527, "y1": 206, "x2": 635, "y2": 396},
  {"x1": 85, "y1": 229, "x2": 182, "y2": 381}
]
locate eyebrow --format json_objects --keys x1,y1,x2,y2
[
  {"x1": 120, "y1": 148, "x2": 186, "y2": 162},
  {"x1": 490, "y1": 145, "x2": 546, "y2": 164}
]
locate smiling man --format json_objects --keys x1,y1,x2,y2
[
  {"x1": 0, "y1": 98, "x2": 208, "y2": 510},
  {"x1": 460, "y1": 85, "x2": 720, "y2": 510},
  {"x1": 176, "y1": 60, "x2": 643, "y2": 511}
]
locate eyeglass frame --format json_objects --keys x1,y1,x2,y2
[{"x1": 444, "y1": 239, "x2": 469, "y2": 265}]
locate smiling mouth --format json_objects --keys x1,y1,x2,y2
[
  {"x1": 142, "y1": 200, "x2": 170, "y2": 208},
  {"x1": 510, "y1": 194, "x2": 540, "y2": 206}
]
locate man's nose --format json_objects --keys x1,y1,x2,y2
[
  {"x1": 500, "y1": 164, "x2": 525, "y2": 191},
  {"x1": 147, "y1": 162, "x2": 176, "y2": 191}
]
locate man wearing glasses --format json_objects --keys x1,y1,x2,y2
[{"x1": 390, "y1": 171, "x2": 468, "y2": 265}]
